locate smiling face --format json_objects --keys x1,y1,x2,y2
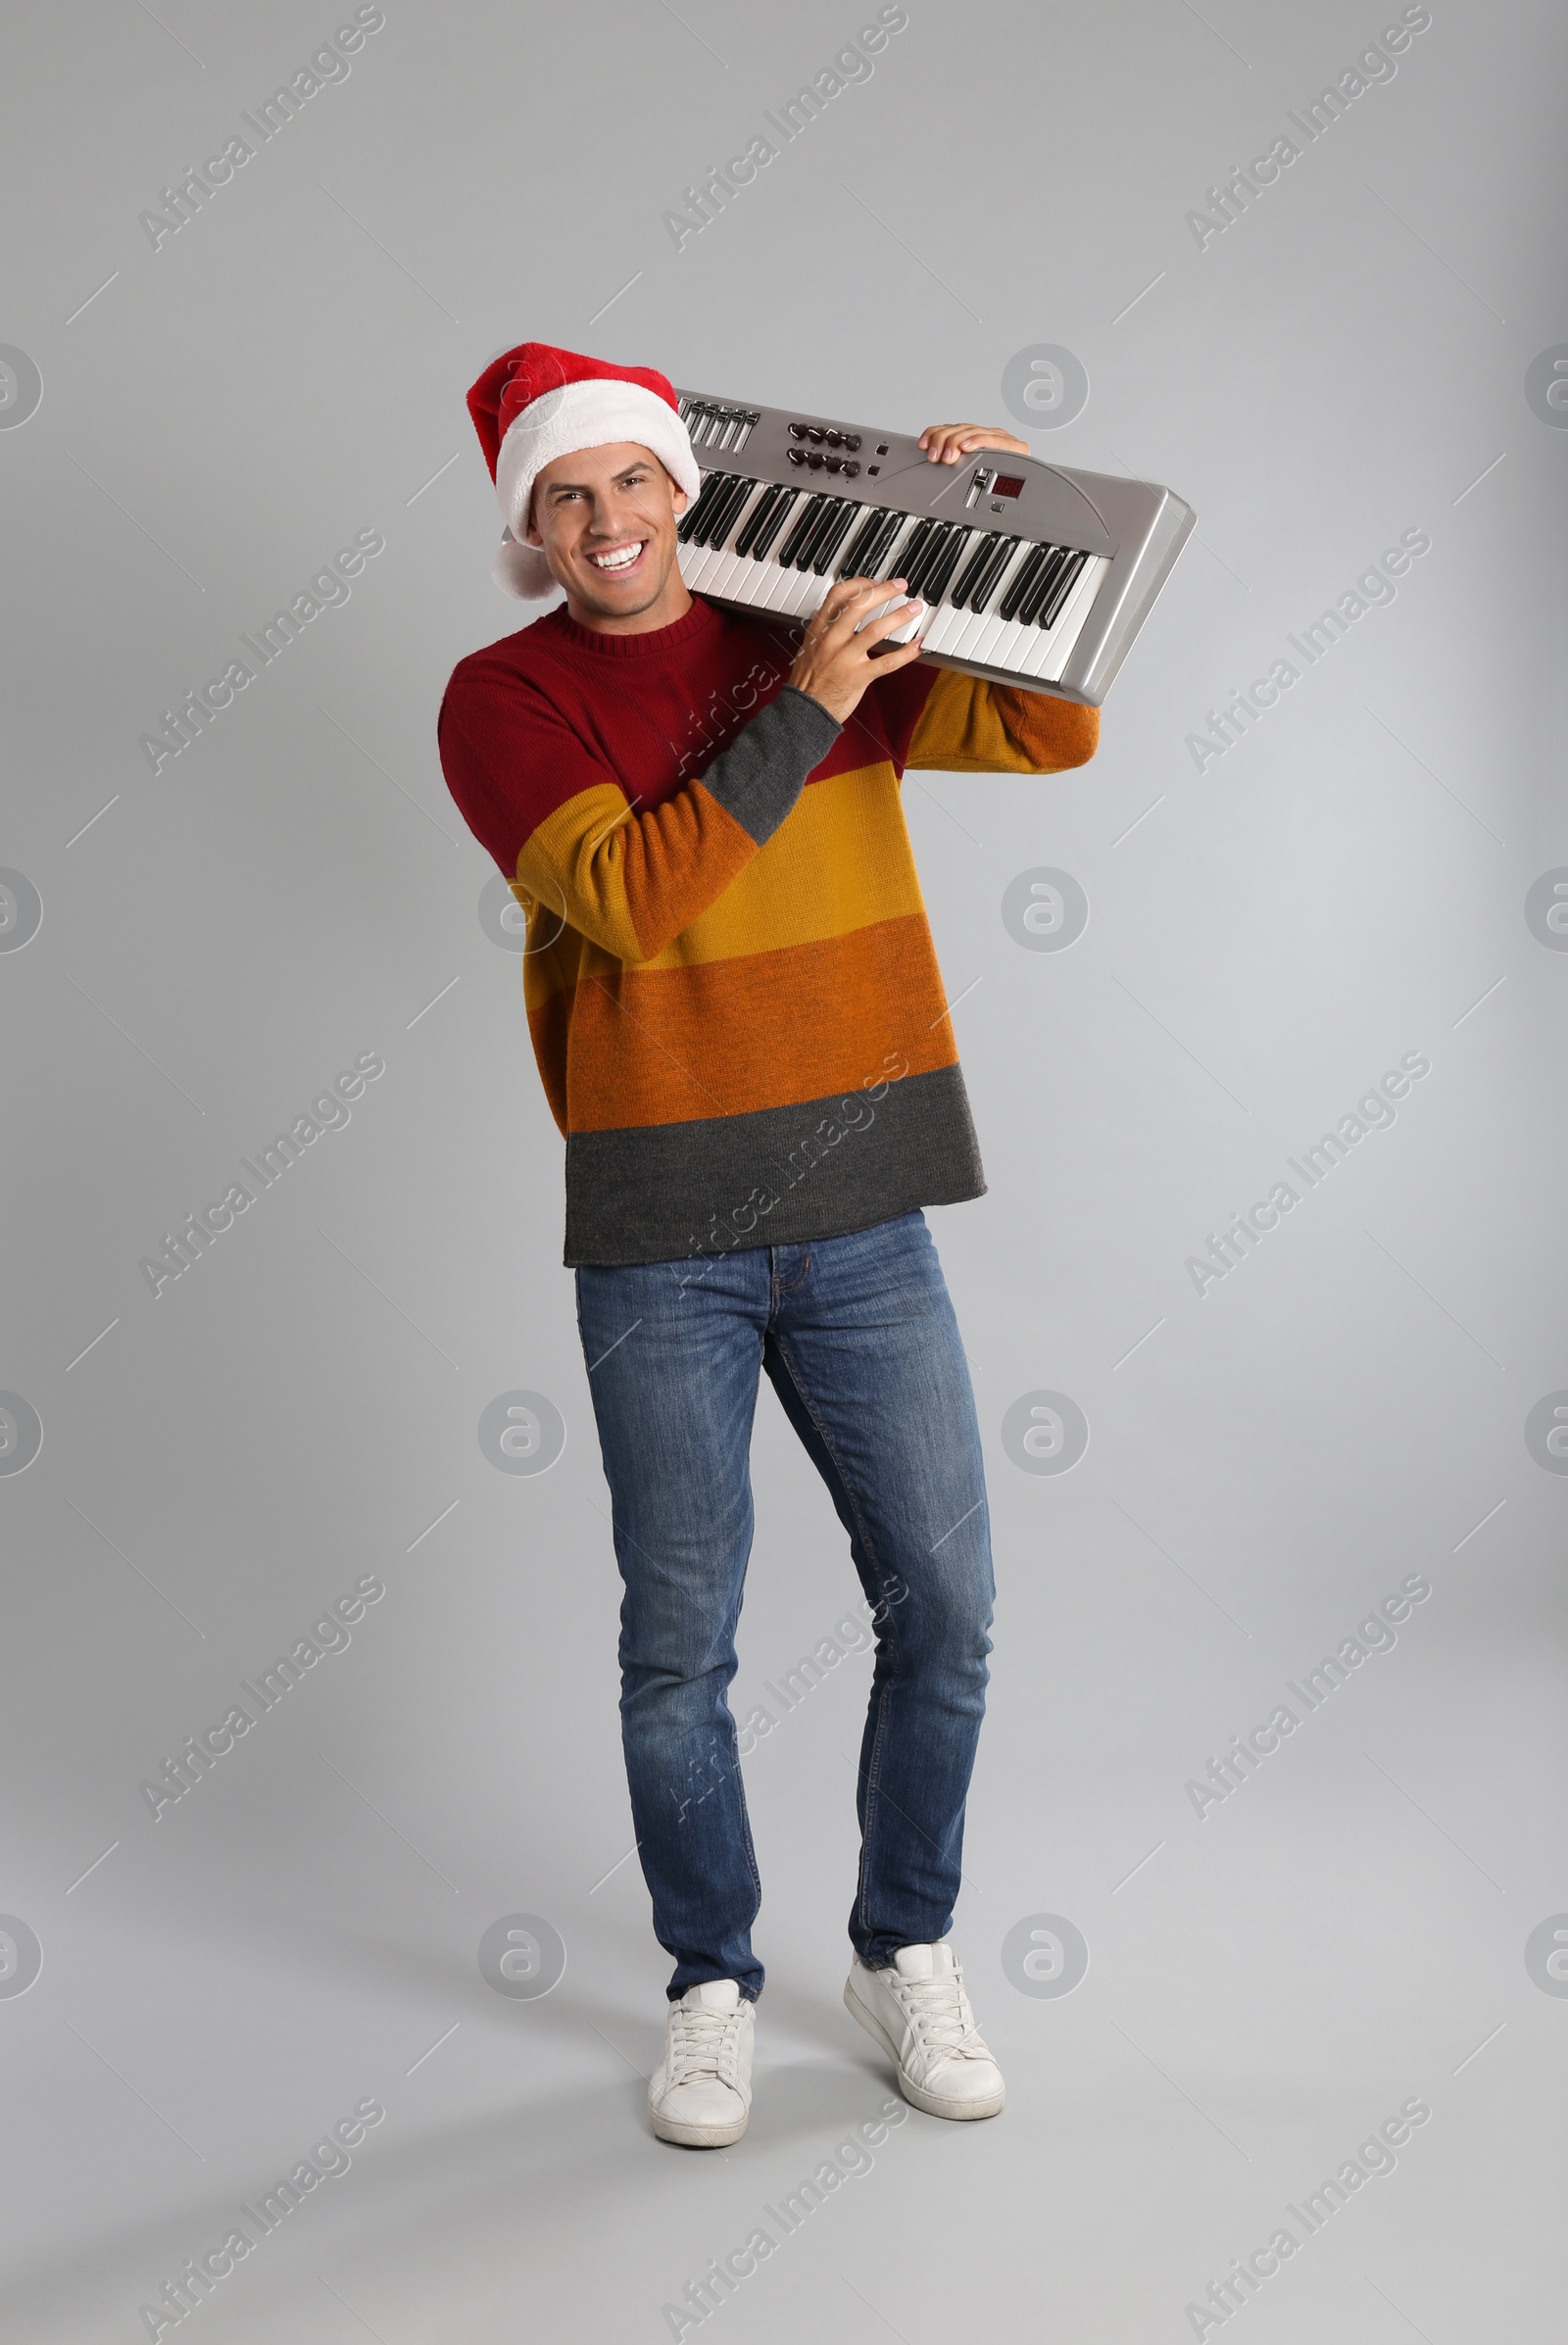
[{"x1": 524, "y1": 441, "x2": 692, "y2": 633}]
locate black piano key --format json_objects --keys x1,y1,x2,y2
[
  {"x1": 795, "y1": 497, "x2": 848, "y2": 571},
  {"x1": 949, "y1": 532, "x2": 1001, "y2": 611},
  {"x1": 895, "y1": 519, "x2": 941, "y2": 599},
  {"x1": 750, "y1": 486, "x2": 801, "y2": 562},
  {"x1": 868, "y1": 514, "x2": 921, "y2": 586},
  {"x1": 967, "y1": 534, "x2": 1020, "y2": 612},
  {"x1": 1017, "y1": 544, "x2": 1069, "y2": 626},
  {"x1": 1038, "y1": 548, "x2": 1090, "y2": 631},
  {"x1": 891, "y1": 518, "x2": 937, "y2": 588},
  {"x1": 714, "y1": 480, "x2": 771, "y2": 556},
  {"x1": 781, "y1": 493, "x2": 834, "y2": 568},
  {"x1": 986, "y1": 536, "x2": 1031, "y2": 606},
  {"x1": 768, "y1": 492, "x2": 820, "y2": 569},
  {"x1": 698, "y1": 473, "x2": 755, "y2": 549},
  {"x1": 733, "y1": 482, "x2": 783, "y2": 560},
  {"x1": 810, "y1": 502, "x2": 859, "y2": 574},
  {"x1": 722, "y1": 476, "x2": 769, "y2": 547},
  {"x1": 685, "y1": 472, "x2": 726, "y2": 546},
  {"x1": 716, "y1": 473, "x2": 764, "y2": 548},
  {"x1": 836, "y1": 507, "x2": 889, "y2": 579},
  {"x1": 776, "y1": 493, "x2": 829, "y2": 567},
  {"x1": 846, "y1": 510, "x2": 900, "y2": 579},
  {"x1": 903, "y1": 521, "x2": 956, "y2": 602},
  {"x1": 998, "y1": 542, "x2": 1052, "y2": 623},
  {"x1": 677, "y1": 473, "x2": 726, "y2": 543},
  {"x1": 685, "y1": 473, "x2": 730, "y2": 548},
  {"x1": 861, "y1": 510, "x2": 911, "y2": 578},
  {"x1": 921, "y1": 526, "x2": 975, "y2": 609}
]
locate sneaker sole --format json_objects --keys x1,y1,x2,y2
[
  {"x1": 650, "y1": 2105, "x2": 750, "y2": 2148},
  {"x1": 843, "y1": 1978, "x2": 1005, "y2": 2122}
]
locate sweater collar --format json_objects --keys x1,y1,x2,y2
[{"x1": 544, "y1": 594, "x2": 719, "y2": 660}]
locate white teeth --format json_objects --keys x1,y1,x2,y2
[{"x1": 590, "y1": 543, "x2": 644, "y2": 571}]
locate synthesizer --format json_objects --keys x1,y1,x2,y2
[{"x1": 671, "y1": 390, "x2": 1195, "y2": 706}]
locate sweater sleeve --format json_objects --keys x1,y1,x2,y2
[
  {"x1": 439, "y1": 676, "x2": 842, "y2": 965},
  {"x1": 902, "y1": 667, "x2": 1100, "y2": 776}
]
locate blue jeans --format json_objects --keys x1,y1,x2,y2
[{"x1": 574, "y1": 1209, "x2": 994, "y2": 2003}]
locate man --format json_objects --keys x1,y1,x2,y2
[{"x1": 439, "y1": 343, "x2": 1098, "y2": 2147}]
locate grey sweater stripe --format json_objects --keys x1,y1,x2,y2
[{"x1": 564, "y1": 1064, "x2": 985, "y2": 1267}]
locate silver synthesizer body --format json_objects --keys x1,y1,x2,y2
[{"x1": 671, "y1": 390, "x2": 1195, "y2": 708}]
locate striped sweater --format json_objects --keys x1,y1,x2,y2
[{"x1": 437, "y1": 595, "x2": 1098, "y2": 1265}]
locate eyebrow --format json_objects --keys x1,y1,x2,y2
[{"x1": 544, "y1": 463, "x2": 651, "y2": 497}]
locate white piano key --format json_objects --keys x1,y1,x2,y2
[
  {"x1": 691, "y1": 523, "x2": 756, "y2": 590},
  {"x1": 992, "y1": 561, "x2": 1084, "y2": 678},
  {"x1": 755, "y1": 561, "x2": 803, "y2": 612},
  {"x1": 886, "y1": 598, "x2": 930, "y2": 647},
  {"x1": 945, "y1": 540, "x2": 1036, "y2": 659},
  {"x1": 1029, "y1": 553, "x2": 1102, "y2": 666},
  {"x1": 681, "y1": 536, "x2": 731, "y2": 591},
  {"x1": 753, "y1": 553, "x2": 808, "y2": 612},
  {"x1": 915, "y1": 601, "x2": 975, "y2": 658},
  {"x1": 905, "y1": 536, "x2": 1003, "y2": 660},
  {"x1": 891, "y1": 562, "x2": 960, "y2": 652},
  {"x1": 913, "y1": 607, "x2": 961, "y2": 656},
  {"x1": 726, "y1": 520, "x2": 797, "y2": 613},
  {"x1": 851, "y1": 589, "x2": 925, "y2": 648},
  {"x1": 931, "y1": 585, "x2": 1005, "y2": 665},
  {"x1": 1010, "y1": 553, "x2": 1090, "y2": 671},
  {"x1": 698, "y1": 487, "x2": 771, "y2": 595},
  {"x1": 706, "y1": 557, "x2": 774, "y2": 612},
  {"x1": 1011, "y1": 611, "x2": 1076, "y2": 679},
  {"x1": 982, "y1": 615, "x2": 1047, "y2": 678},
  {"x1": 719, "y1": 553, "x2": 773, "y2": 608},
  {"x1": 679, "y1": 534, "x2": 721, "y2": 583},
  {"x1": 701, "y1": 544, "x2": 762, "y2": 602},
  {"x1": 686, "y1": 541, "x2": 735, "y2": 594},
  {"x1": 959, "y1": 544, "x2": 1041, "y2": 667},
  {"x1": 1013, "y1": 617, "x2": 1068, "y2": 677},
  {"x1": 1032, "y1": 553, "x2": 1107, "y2": 680},
  {"x1": 779, "y1": 564, "x2": 826, "y2": 616}
]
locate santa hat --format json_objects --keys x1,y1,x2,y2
[{"x1": 466, "y1": 342, "x2": 701, "y2": 599}]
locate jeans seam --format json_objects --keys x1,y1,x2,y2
[
  {"x1": 722, "y1": 1708, "x2": 763, "y2": 1901},
  {"x1": 768, "y1": 1246, "x2": 812, "y2": 1315},
  {"x1": 769, "y1": 1334, "x2": 902, "y2": 1940}
]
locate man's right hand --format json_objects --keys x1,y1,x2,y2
[{"x1": 786, "y1": 576, "x2": 926, "y2": 724}]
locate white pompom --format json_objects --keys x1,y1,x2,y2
[{"x1": 492, "y1": 531, "x2": 556, "y2": 600}]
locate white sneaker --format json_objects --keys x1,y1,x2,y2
[
  {"x1": 845, "y1": 1940, "x2": 1004, "y2": 2121},
  {"x1": 648, "y1": 1979, "x2": 754, "y2": 2147}
]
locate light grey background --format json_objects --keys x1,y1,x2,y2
[{"x1": 2, "y1": 0, "x2": 1564, "y2": 2337}]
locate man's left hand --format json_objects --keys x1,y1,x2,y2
[{"x1": 917, "y1": 423, "x2": 1030, "y2": 464}]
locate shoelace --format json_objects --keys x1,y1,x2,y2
[
  {"x1": 667, "y1": 2003, "x2": 743, "y2": 2085},
  {"x1": 891, "y1": 1967, "x2": 990, "y2": 2062}
]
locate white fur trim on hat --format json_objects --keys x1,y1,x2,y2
[{"x1": 492, "y1": 379, "x2": 701, "y2": 601}]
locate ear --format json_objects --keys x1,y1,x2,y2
[
  {"x1": 671, "y1": 484, "x2": 689, "y2": 517},
  {"x1": 523, "y1": 493, "x2": 544, "y2": 549}
]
